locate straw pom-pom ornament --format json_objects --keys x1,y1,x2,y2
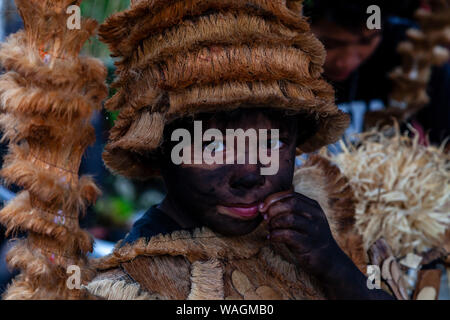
[{"x1": 327, "y1": 127, "x2": 450, "y2": 257}]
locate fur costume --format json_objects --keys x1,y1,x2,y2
[
  {"x1": 99, "y1": 0, "x2": 349, "y2": 179},
  {"x1": 0, "y1": 0, "x2": 107, "y2": 299},
  {"x1": 87, "y1": 156, "x2": 367, "y2": 300}
]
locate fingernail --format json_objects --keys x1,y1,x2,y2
[{"x1": 263, "y1": 214, "x2": 267, "y2": 220}]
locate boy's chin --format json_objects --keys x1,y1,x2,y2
[{"x1": 205, "y1": 216, "x2": 263, "y2": 236}]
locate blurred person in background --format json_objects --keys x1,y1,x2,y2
[{"x1": 305, "y1": 0, "x2": 450, "y2": 145}]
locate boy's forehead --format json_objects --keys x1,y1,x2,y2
[
  {"x1": 206, "y1": 110, "x2": 280, "y2": 127},
  {"x1": 195, "y1": 108, "x2": 296, "y2": 130},
  {"x1": 164, "y1": 108, "x2": 299, "y2": 136}
]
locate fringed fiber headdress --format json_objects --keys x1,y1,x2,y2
[
  {"x1": 0, "y1": 0, "x2": 107, "y2": 299},
  {"x1": 100, "y1": 0, "x2": 350, "y2": 179}
]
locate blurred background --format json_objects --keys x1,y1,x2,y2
[{"x1": 0, "y1": 0, "x2": 448, "y2": 295}]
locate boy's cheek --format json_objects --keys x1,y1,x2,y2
[{"x1": 169, "y1": 166, "x2": 233, "y2": 202}]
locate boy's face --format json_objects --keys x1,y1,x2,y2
[{"x1": 159, "y1": 109, "x2": 300, "y2": 236}]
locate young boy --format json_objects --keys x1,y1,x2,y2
[{"x1": 87, "y1": 0, "x2": 393, "y2": 300}]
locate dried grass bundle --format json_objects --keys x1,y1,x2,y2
[{"x1": 326, "y1": 127, "x2": 450, "y2": 257}]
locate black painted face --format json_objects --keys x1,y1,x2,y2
[{"x1": 158, "y1": 108, "x2": 306, "y2": 236}]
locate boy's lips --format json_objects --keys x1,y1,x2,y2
[
  {"x1": 217, "y1": 202, "x2": 262, "y2": 220},
  {"x1": 216, "y1": 190, "x2": 294, "y2": 221}
]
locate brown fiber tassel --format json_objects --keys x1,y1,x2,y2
[{"x1": 0, "y1": 0, "x2": 107, "y2": 299}]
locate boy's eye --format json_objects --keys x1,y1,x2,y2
[
  {"x1": 264, "y1": 138, "x2": 284, "y2": 150},
  {"x1": 203, "y1": 140, "x2": 225, "y2": 153}
]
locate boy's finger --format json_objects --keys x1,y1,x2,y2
[
  {"x1": 264, "y1": 200, "x2": 291, "y2": 221},
  {"x1": 264, "y1": 199, "x2": 313, "y2": 221},
  {"x1": 269, "y1": 213, "x2": 310, "y2": 233}
]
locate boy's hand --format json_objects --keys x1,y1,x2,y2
[
  {"x1": 260, "y1": 191, "x2": 344, "y2": 279},
  {"x1": 260, "y1": 190, "x2": 395, "y2": 300}
]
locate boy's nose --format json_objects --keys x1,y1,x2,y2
[{"x1": 229, "y1": 171, "x2": 265, "y2": 190}]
